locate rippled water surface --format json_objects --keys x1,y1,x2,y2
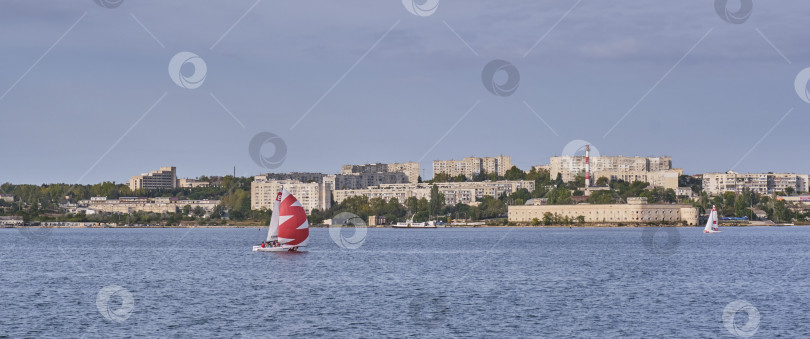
[{"x1": 2, "y1": 226, "x2": 809, "y2": 337}]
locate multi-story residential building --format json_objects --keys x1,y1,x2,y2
[
  {"x1": 546, "y1": 155, "x2": 679, "y2": 189},
  {"x1": 508, "y1": 197, "x2": 698, "y2": 225},
  {"x1": 128, "y1": 166, "x2": 177, "y2": 191},
  {"x1": 324, "y1": 172, "x2": 411, "y2": 191},
  {"x1": 702, "y1": 171, "x2": 810, "y2": 195},
  {"x1": 594, "y1": 169, "x2": 681, "y2": 190},
  {"x1": 331, "y1": 180, "x2": 534, "y2": 205},
  {"x1": 79, "y1": 197, "x2": 219, "y2": 214},
  {"x1": 0, "y1": 194, "x2": 14, "y2": 203},
  {"x1": 177, "y1": 178, "x2": 210, "y2": 188},
  {"x1": 260, "y1": 172, "x2": 328, "y2": 183},
  {"x1": 433, "y1": 156, "x2": 512, "y2": 178},
  {"x1": 250, "y1": 177, "x2": 331, "y2": 213},
  {"x1": 332, "y1": 184, "x2": 431, "y2": 205},
  {"x1": 341, "y1": 162, "x2": 420, "y2": 184}
]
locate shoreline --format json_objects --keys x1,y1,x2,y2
[{"x1": 3, "y1": 224, "x2": 803, "y2": 229}]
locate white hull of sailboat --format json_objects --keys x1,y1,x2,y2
[
  {"x1": 704, "y1": 230, "x2": 721, "y2": 234},
  {"x1": 252, "y1": 246, "x2": 302, "y2": 252}
]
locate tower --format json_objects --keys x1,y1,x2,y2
[{"x1": 585, "y1": 145, "x2": 591, "y2": 187}]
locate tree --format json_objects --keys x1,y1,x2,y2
[
  {"x1": 543, "y1": 212, "x2": 554, "y2": 225},
  {"x1": 596, "y1": 177, "x2": 609, "y2": 186},
  {"x1": 405, "y1": 197, "x2": 418, "y2": 213},
  {"x1": 193, "y1": 206, "x2": 205, "y2": 217},
  {"x1": 503, "y1": 166, "x2": 526, "y2": 180},
  {"x1": 587, "y1": 190, "x2": 614, "y2": 204},
  {"x1": 547, "y1": 187, "x2": 572, "y2": 205},
  {"x1": 182, "y1": 205, "x2": 192, "y2": 215},
  {"x1": 429, "y1": 184, "x2": 444, "y2": 216}
]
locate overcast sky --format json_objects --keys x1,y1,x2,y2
[{"x1": 2, "y1": 1, "x2": 810, "y2": 184}]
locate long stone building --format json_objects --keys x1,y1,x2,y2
[
  {"x1": 433, "y1": 156, "x2": 512, "y2": 178},
  {"x1": 702, "y1": 171, "x2": 810, "y2": 195},
  {"x1": 508, "y1": 198, "x2": 698, "y2": 225}
]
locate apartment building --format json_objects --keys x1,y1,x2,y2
[
  {"x1": 177, "y1": 178, "x2": 210, "y2": 188},
  {"x1": 547, "y1": 155, "x2": 679, "y2": 189},
  {"x1": 128, "y1": 167, "x2": 177, "y2": 191},
  {"x1": 331, "y1": 180, "x2": 534, "y2": 205},
  {"x1": 702, "y1": 171, "x2": 810, "y2": 195},
  {"x1": 341, "y1": 162, "x2": 420, "y2": 184},
  {"x1": 260, "y1": 172, "x2": 328, "y2": 183},
  {"x1": 80, "y1": 197, "x2": 219, "y2": 214},
  {"x1": 433, "y1": 156, "x2": 512, "y2": 178},
  {"x1": 250, "y1": 178, "x2": 331, "y2": 213}
]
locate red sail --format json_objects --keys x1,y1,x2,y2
[{"x1": 276, "y1": 189, "x2": 310, "y2": 247}]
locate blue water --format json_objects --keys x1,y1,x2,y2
[{"x1": 1, "y1": 226, "x2": 809, "y2": 338}]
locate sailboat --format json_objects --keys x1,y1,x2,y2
[
  {"x1": 252, "y1": 189, "x2": 310, "y2": 252},
  {"x1": 704, "y1": 205, "x2": 721, "y2": 234}
]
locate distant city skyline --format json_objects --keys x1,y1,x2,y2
[{"x1": 2, "y1": 1, "x2": 810, "y2": 185}]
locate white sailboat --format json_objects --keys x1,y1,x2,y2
[
  {"x1": 253, "y1": 189, "x2": 310, "y2": 252},
  {"x1": 392, "y1": 215, "x2": 437, "y2": 228},
  {"x1": 704, "y1": 205, "x2": 721, "y2": 234}
]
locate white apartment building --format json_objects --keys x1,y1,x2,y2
[
  {"x1": 331, "y1": 180, "x2": 534, "y2": 205},
  {"x1": 260, "y1": 172, "x2": 328, "y2": 183},
  {"x1": 128, "y1": 166, "x2": 177, "y2": 191},
  {"x1": 702, "y1": 171, "x2": 809, "y2": 195},
  {"x1": 433, "y1": 156, "x2": 512, "y2": 178},
  {"x1": 341, "y1": 162, "x2": 420, "y2": 184},
  {"x1": 332, "y1": 185, "x2": 431, "y2": 205},
  {"x1": 547, "y1": 155, "x2": 679, "y2": 189},
  {"x1": 251, "y1": 178, "x2": 331, "y2": 213},
  {"x1": 177, "y1": 178, "x2": 210, "y2": 188},
  {"x1": 324, "y1": 172, "x2": 411, "y2": 190},
  {"x1": 79, "y1": 197, "x2": 219, "y2": 214}
]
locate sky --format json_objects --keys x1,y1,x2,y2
[{"x1": 1, "y1": 0, "x2": 810, "y2": 185}]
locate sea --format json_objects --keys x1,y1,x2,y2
[{"x1": 1, "y1": 226, "x2": 808, "y2": 338}]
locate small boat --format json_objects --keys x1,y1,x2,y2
[
  {"x1": 392, "y1": 216, "x2": 437, "y2": 228},
  {"x1": 704, "y1": 205, "x2": 721, "y2": 234},
  {"x1": 253, "y1": 189, "x2": 310, "y2": 252}
]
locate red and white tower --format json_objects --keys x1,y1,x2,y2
[{"x1": 584, "y1": 145, "x2": 591, "y2": 187}]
